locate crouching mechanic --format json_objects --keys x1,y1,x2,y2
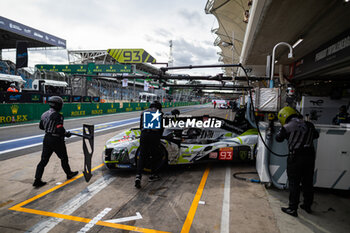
[
  {"x1": 276, "y1": 106, "x2": 319, "y2": 217},
  {"x1": 33, "y1": 96, "x2": 78, "y2": 187},
  {"x1": 135, "y1": 101, "x2": 164, "y2": 188}
]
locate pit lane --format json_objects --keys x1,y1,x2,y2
[{"x1": 0, "y1": 105, "x2": 278, "y2": 233}]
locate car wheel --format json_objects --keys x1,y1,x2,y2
[{"x1": 135, "y1": 144, "x2": 168, "y2": 173}]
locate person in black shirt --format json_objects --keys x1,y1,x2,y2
[
  {"x1": 33, "y1": 96, "x2": 78, "y2": 187},
  {"x1": 135, "y1": 101, "x2": 164, "y2": 188},
  {"x1": 276, "y1": 106, "x2": 319, "y2": 217}
]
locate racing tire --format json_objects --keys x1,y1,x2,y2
[{"x1": 135, "y1": 144, "x2": 168, "y2": 173}]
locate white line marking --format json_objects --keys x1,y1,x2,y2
[
  {"x1": 0, "y1": 111, "x2": 141, "y2": 130},
  {"x1": 77, "y1": 208, "x2": 112, "y2": 233},
  {"x1": 299, "y1": 214, "x2": 331, "y2": 233},
  {"x1": 104, "y1": 212, "x2": 143, "y2": 224},
  {"x1": 220, "y1": 166, "x2": 231, "y2": 233},
  {"x1": 0, "y1": 120, "x2": 138, "y2": 154},
  {"x1": 26, "y1": 175, "x2": 115, "y2": 233},
  {"x1": 0, "y1": 142, "x2": 43, "y2": 154},
  {"x1": 198, "y1": 201, "x2": 206, "y2": 205},
  {"x1": 0, "y1": 117, "x2": 139, "y2": 145}
]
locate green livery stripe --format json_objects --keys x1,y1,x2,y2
[
  {"x1": 177, "y1": 155, "x2": 190, "y2": 163},
  {"x1": 104, "y1": 161, "x2": 118, "y2": 164},
  {"x1": 237, "y1": 137, "x2": 243, "y2": 144},
  {"x1": 128, "y1": 146, "x2": 138, "y2": 154}
]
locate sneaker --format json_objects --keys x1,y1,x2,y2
[
  {"x1": 148, "y1": 174, "x2": 161, "y2": 182},
  {"x1": 300, "y1": 204, "x2": 312, "y2": 214},
  {"x1": 67, "y1": 171, "x2": 79, "y2": 180},
  {"x1": 281, "y1": 207, "x2": 298, "y2": 217},
  {"x1": 135, "y1": 176, "x2": 141, "y2": 189},
  {"x1": 33, "y1": 179, "x2": 47, "y2": 187}
]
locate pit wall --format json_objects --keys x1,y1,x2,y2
[{"x1": 0, "y1": 101, "x2": 200, "y2": 125}]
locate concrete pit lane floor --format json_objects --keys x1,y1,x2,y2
[{"x1": 0, "y1": 104, "x2": 349, "y2": 233}]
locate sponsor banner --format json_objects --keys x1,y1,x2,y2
[
  {"x1": 0, "y1": 101, "x2": 199, "y2": 124},
  {"x1": 35, "y1": 64, "x2": 132, "y2": 74},
  {"x1": 294, "y1": 29, "x2": 350, "y2": 79},
  {"x1": 0, "y1": 16, "x2": 66, "y2": 48}
]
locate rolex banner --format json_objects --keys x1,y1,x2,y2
[{"x1": 16, "y1": 41, "x2": 28, "y2": 69}]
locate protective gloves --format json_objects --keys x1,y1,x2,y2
[{"x1": 65, "y1": 131, "x2": 72, "y2": 138}]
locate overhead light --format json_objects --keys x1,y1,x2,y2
[
  {"x1": 345, "y1": 0, "x2": 350, "y2": 2},
  {"x1": 292, "y1": 38, "x2": 304, "y2": 48}
]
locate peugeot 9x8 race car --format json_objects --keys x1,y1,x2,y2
[{"x1": 103, "y1": 112, "x2": 258, "y2": 171}]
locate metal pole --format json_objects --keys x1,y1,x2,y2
[
  {"x1": 269, "y1": 42, "x2": 293, "y2": 88},
  {"x1": 161, "y1": 63, "x2": 241, "y2": 71},
  {"x1": 133, "y1": 79, "x2": 136, "y2": 101}
]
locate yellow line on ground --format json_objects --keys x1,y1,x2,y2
[
  {"x1": 14, "y1": 207, "x2": 169, "y2": 233},
  {"x1": 9, "y1": 163, "x2": 104, "y2": 209},
  {"x1": 9, "y1": 163, "x2": 170, "y2": 232},
  {"x1": 181, "y1": 166, "x2": 210, "y2": 233}
]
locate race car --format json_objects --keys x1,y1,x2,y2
[
  {"x1": 103, "y1": 114, "x2": 258, "y2": 170},
  {"x1": 218, "y1": 103, "x2": 229, "y2": 109}
]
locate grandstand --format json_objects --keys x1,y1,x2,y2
[
  {"x1": 0, "y1": 16, "x2": 168, "y2": 103},
  {"x1": 0, "y1": 16, "x2": 67, "y2": 98},
  {"x1": 65, "y1": 50, "x2": 167, "y2": 102},
  {"x1": 0, "y1": 17, "x2": 201, "y2": 103}
]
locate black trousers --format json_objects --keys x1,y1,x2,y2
[
  {"x1": 287, "y1": 148, "x2": 316, "y2": 210},
  {"x1": 137, "y1": 131, "x2": 161, "y2": 177},
  {"x1": 35, "y1": 134, "x2": 72, "y2": 180}
]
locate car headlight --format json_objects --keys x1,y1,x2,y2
[{"x1": 111, "y1": 147, "x2": 130, "y2": 164}]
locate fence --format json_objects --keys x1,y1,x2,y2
[{"x1": 0, "y1": 101, "x2": 200, "y2": 125}]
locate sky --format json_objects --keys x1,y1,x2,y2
[{"x1": 1, "y1": 0, "x2": 223, "y2": 76}]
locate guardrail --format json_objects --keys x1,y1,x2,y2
[{"x1": 0, "y1": 101, "x2": 200, "y2": 125}]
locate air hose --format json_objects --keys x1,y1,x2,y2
[
  {"x1": 237, "y1": 64, "x2": 288, "y2": 189},
  {"x1": 233, "y1": 172, "x2": 260, "y2": 183}
]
